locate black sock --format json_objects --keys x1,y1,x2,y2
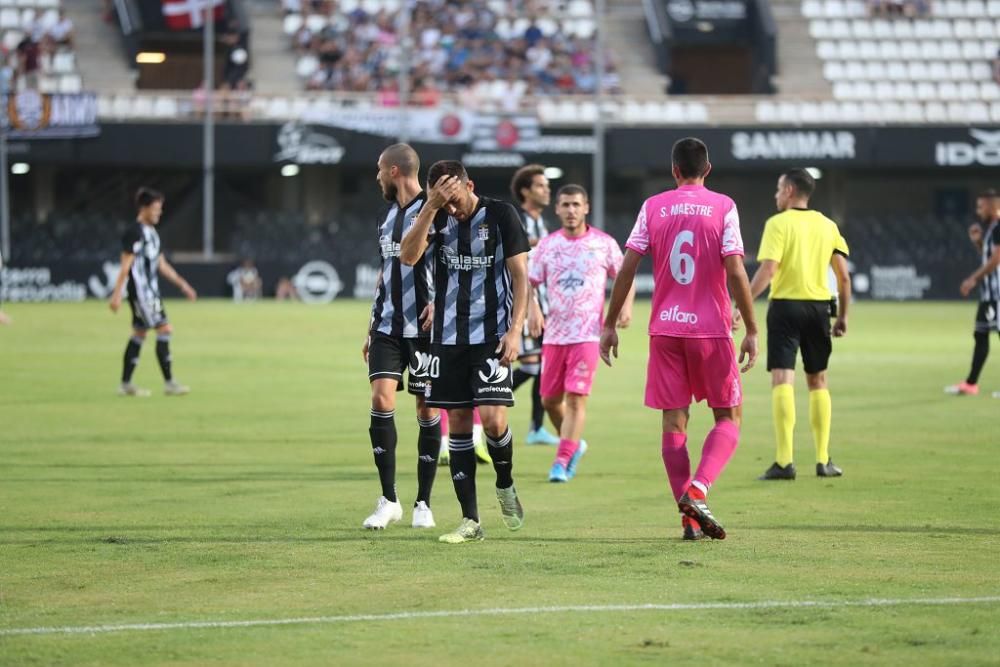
[
  {"x1": 530, "y1": 375, "x2": 545, "y2": 432},
  {"x1": 512, "y1": 368, "x2": 532, "y2": 391},
  {"x1": 967, "y1": 332, "x2": 990, "y2": 385},
  {"x1": 155, "y1": 335, "x2": 173, "y2": 382},
  {"x1": 416, "y1": 414, "x2": 441, "y2": 505},
  {"x1": 487, "y1": 427, "x2": 514, "y2": 489},
  {"x1": 369, "y1": 410, "x2": 398, "y2": 502},
  {"x1": 122, "y1": 336, "x2": 143, "y2": 383},
  {"x1": 448, "y1": 433, "x2": 478, "y2": 521}
]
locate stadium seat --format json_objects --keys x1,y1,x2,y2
[
  {"x1": 991, "y1": 101, "x2": 1000, "y2": 120},
  {"x1": 989, "y1": 0, "x2": 1000, "y2": 16},
  {"x1": 59, "y1": 74, "x2": 81, "y2": 94},
  {"x1": 803, "y1": 0, "x2": 823, "y2": 17},
  {"x1": 153, "y1": 96, "x2": 179, "y2": 118},
  {"x1": 283, "y1": 14, "x2": 303, "y2": 35},
  {"x1": 824, "y1": 61, "x2": 845, "y2": 80},
  {"x1": 755, "y1": 101, "x2": 778, "y2": 122}
]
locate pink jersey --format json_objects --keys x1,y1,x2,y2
[
  {"x1": 529, "y1": 226, "x2": 624, "y2": 344},
  {"x1": 626, "y1": 185, "x2": 744, "y2": 338}
]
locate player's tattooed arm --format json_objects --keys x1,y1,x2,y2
[
  {"x1": 108, "y1": 252, "x2": 135, "y2": 313},
  {"x1": 601, "y1": 250, "x2": 642, "y2": 366},
  {"x1": 158, "y1": 256, "x2": 197, "y2": 301},
  {"x1": 401, "y1": 175, "x2": 459, "y2": 266}
]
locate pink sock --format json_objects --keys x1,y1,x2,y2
[
  {"x1": 693, "y1": 420, "x2": 740, "y2": 492},
  {"x1": 473, "y1": 408, "x2": 482, "y2": 426},
  {"x1": 661, "y1": 432, "x2": 690, "y2": 502},
  {"x1": 440, "y1": 410, "x2": 449, "y2": 437},
  {"x1": 555, "y1": 438, "x2": 579, "y2": 467}
]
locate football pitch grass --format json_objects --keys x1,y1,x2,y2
[{"x1": 1, "y1": 300, "x2": 998, "y2": 666}]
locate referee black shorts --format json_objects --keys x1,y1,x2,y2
[
  {"x1": 766, "y1": 299, "x2": 834, "y2": 374},
  {"x1": 368, "y1": 332, "x2": 432, "y2": 396},
  {"x1": 974, "y1": 300, "x2": 998, "y2": 334}
]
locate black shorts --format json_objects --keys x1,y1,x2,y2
[
  {"x1": 974, "y1": 301, "x2": 998, "y2": 334},
  {"x1": 368, "y1": 332, "x2": 432, "y2": 395},
  {"x1": 425, "y1": 342, "x2": 515, "y2": 409},
  {"x1": 766, "y1": 299, "x2": 833, "y2": 374},
  {"x1": 519, "y1": 326, "x2": 542, "y2": 359},
  {"x1": 129, "y1": 294, "x2": 168, "y2": 330}
]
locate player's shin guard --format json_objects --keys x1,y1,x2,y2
[
  {"x1": 122, "y1": 336, "x2": 143, "y2": 383},
  {"x1": 448, "y1": 434, "x2": 478, "y2": 521},
  {"x1": 486, "y1": 428, "x2": 514, "y2": 489},
  {"x1": 772, "y1": 384, "x2": 796, "y2": 466},
  {"x1": 809, "y1": 389, "x2": 832, "y2": 465},
  {"x1": 967, "y1": 332, "x2": 990, "y2": 385},
  {"x1": 369, "y1": 410, "x2": 398, "y2": 502},
  {"x1": 661, "y1": 432, "x2": 691, "y2": 502},
  {"x1": 693, "y1": 420, "x2": 740, "y2": 492},
  {"x1": 155, "y1": 334, "x2": 173, "y2": 382},
  {"x1": 416, "y1": 414, "x2": 441, "y2": 505}
]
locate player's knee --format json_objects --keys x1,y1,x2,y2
[
  {"x1": 479, "y1": 413, "x2": 507, "y2": 436},
  {"x1": 565, "y1": 393, "x2": 587, "y2": 413},
  {"x1": 806, "y1": 372, "x2": 827, "y2": 390},
  {"x1": 541, "y1": 394, "x2": 563, "y2": 411},
  {"x1": 371, "y1": 392, "x2": 395, "y2": 413},
  {"x1": 415, "y1": 401, "x2": 438, "y2": 421},
  {"x1": 132, "y1": 330, "x2": 148, "y2": 340}
]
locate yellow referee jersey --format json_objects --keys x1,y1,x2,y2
[{"x1": 758, "y1": 208, "x2": 849, "y2": 301}]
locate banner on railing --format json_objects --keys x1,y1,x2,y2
[{"x1": 2, "y1": 91, "x2": 100, "y2": 140}]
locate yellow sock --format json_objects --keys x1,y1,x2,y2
[
  {"x1": 771, "y1": 384, "x2": 795, "y2": 466},
  {"x1": 809, "y1": 389, "x2": 832, "y2": 465}
]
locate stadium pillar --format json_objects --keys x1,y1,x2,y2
[
  {"x1": 0, "y1": 76, "x2": 9, "y2": 262},
  {"x1": 203, "y1": 1, "x2": 215, "y2": 259},
  {"x1": 592, "y1": 0, "x2": 606, "y2": 230}
]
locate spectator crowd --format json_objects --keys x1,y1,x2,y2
[{"x1": 283, "y1": 0, "x2": 619, "y2": 106}]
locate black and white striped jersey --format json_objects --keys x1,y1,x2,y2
[
  {"x1": 122, "y1": 222, "x2": 162, "y2": 304},
  {"x1": 370, "y1": 192, "x2": 434, "y2": 339},
  {"x1": 430, "y1": 196, "x2": 530, "y2": 346},
  {"x1": 519, "y1": 208, "x2": 550, "y2": 316},
  {"x1": 981, "y1": 221, "x2": 1000, "y2": 303}
]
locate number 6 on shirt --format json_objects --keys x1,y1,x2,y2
[{"x1": 670, "y1": 231, "x2": 695, "y2": 285}]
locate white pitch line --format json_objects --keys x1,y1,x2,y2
[{"x1": 2, "y1": 596, "x2": 999, "y2": 638}]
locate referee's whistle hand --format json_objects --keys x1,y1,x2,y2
[{"x1": 833, "y1": 317, "x2": 848, "y2": 337}]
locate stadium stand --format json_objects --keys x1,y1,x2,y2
[
  {"x1": 0, "y1": 0, "x2": 82, "y2": 94},
  {"x1": 757, "y1": 0, "x2": 1000, "y2": 122},
  {"x1": 282, "y1": 0, "x2": 613, "y2": 100}
]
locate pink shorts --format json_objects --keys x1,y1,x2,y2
[
  {"x1": 541, "y1": 342, "x2": 601, "y2": 398},
  {"x1": 645, "y1": 336, "x2": 742, "y2": 410}
]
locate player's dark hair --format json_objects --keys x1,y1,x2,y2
[
  {"x1": 556, "y1": 184, "x2": 589, "y2": 201},
  {"x1": 671, "y1": 137, "x2": 710, "y2": 179},
  {"x1": 135, "y1": 187, "x2": 165, "y2": 211},
  {"x1": 976, "y1": 188, "x2": 998, "y2": 200},
  {"x1": 381, "y1": 143, "x2": 420, "y2": 177},
  {"x1": 781, "y1": 168, "x2": 816, "y2": 198},
  {"x1": 427, "y1": 160, "x2": 469, "y2": 188},
  {"x1": 510, "y1": 164, "x2": 546, "y2": 204}
]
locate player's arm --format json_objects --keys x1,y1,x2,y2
[
  {"x1": 600, "y1": 249, "x2": 641, "y2": 366},
  {"x1": 961, "y1": 242, "x2": 1000, "y2": 296},
  {"x1": 108, "y1": 252, "x2": 135, "y2": 313},
  {"x1": 748, "y1": 260, "x2": 779, "y2": 300},
  {"x1": 500, "y1": 252, "x2": 529, "y2": 364},
  {"x1": 400, "y1": 175, "x2": 459, "y2": 266},
  {"x1": 831, "y1": 252, "x2": 851, "y2": 337},
  {"x1": 725, "y1": 255, "x2": 759, "y2": 373},
  {"x1": 158, "y1": 255, "x2": 197, "y2": 301},
  {"x1": 969, "y1": 223, "x2": 984, "y2": 253},
  {"x1": 526, "y1": 244, "x2": 546, "y2": 337}
]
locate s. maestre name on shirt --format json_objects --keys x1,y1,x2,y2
[
  {"x1": 731, "y1": 131, "x2": 856, "y2": 161},
  {"x1": 664, "y1": 203, "x2": 714, "y2": 217}
]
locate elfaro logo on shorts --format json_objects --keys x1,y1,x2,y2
[
  {"x1": 659, "y1": 305, "x2": 699, "y2": 324},
  {"x1": 478, "y1": 358, "x2": 509, "y2": 384}
]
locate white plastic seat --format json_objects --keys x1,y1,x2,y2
[
  {"x1": 803, "y1": 0, "x2": 824, "y2": 17},
  {"x1": 283, "y1": 14, "x2": 303, "y2": 35},
  {"x1": 832, "y1": 81, "x2": 855, "y2": 98},
  {"x1": 895, "y1": 81, "x2": 917, "y2": 98},
  {"x1": 847, "y1": 60, "x2": 867, "y2": 79},
  {"x1": 58, "y1": 74, "x2": 81, "y2": 93},
  {"x1": 940, "y1": 40, "x2": 962, "y2": 58},
  {"x1": 859, "y1": 40, "x2": 879, "y2": 58},
  {"x1": 949, "y1": 61, "x2": 972, "y2": 80},
  {"x1": 991, "y1": 100, "x2": 1000, "y2": 121},
  {"x1": 925, "y1": 101, "x2": 948, "y2": 121},
  {"x1": 892, "y1": 20, "x2": 914, "y2": 39},
  {"x1": 846, "y1": 0, "x2": 867, "y2": 16},
  {"x1": 872, "y1": 19, "x2": 893, "y2": 38},
  {"x1": 874, "y1": 80, "x2": 895, "y2": 98},
  {"x1": 947, "y1": 101, "x2": 969, "y2": 121},
  {"x1": 955, "y1": 19, "x2": 976, "y2": 38},
  {"x1": 900, "y1": 40, "x2": 921, "y2": 59},
  {"x1": 902, "y1": 101, "x2": 925, "y2": 121},
  {"x1": 908, "y1": 60, "x2": 929, "y2": 80},
  {"x1": 810, "y1": 19, "x2": 831, "y2": 39},
  {"x1": 154, "y1": 96, "x2": 179, "y2": 118},
  {"x1": 939, "y1": 80, "x2": 960, "y2": 99},
  {"x1": 817, "y1": 40, "x2": 839, "y2": 59},
  {"x1": 887, "y1": 61, "x2": 908, "y2": 80},
  {"x1": 824, "y1": 61, "x2": 846, "y2": 80},
  {"x1": 304, "y1": 14, "x2": 327, "y2": 33},
  {"x1": 267, "y1": 97, "x2": 291, "y2": 118},
  {"x1": 132, "y1": 96, "x2": 154, "y2": 117},
  {"x1": 838, "y1": 101, "x2": 863, "y2": 121},
  {"x1": 944, "y1": 0, "x2": 966, "y2": 16},
  {"x1": 879, "y1": 39, "x2": 901, "y2": 58},
  {"x1": 851, "y1": 19, "x2": 873, "y2": 39},
  {"x1": 854, "y1": 80, "x2": 875, "y2": 98},
  {"x1": 916, "y1": 81, "x2": 939, "y2": 99},
  {"x1": 959, "y1": 81, "x2": 981, "y2": 98},
  {"x1": 837, "y1": 40, "x2": 859, "y2": 58},
  {"x1": 825, "y1": 0, "x2": 847, "y2": 17},
  {"x1": 962, "y1": 40, "x2": 984, "y2": 58},
  {"x1": 968, "y1": 101, "x2": 990, "y2": 122},
  {"x1": 989, "y1": 0, "x2": 1000, "y2": 16},
  {"x1": 830, "y1": 19, "x2": 851, "y2": 38},
  {"x1": 972, "y1": 61, "x2": 993, "y2": 78},
  {"x1": 296, "y1": 55, "x2": 318, "y2": 78},
  {"x1": 929, "y1": 61, "x2": 951, "y2": 80},
  {"x1": 976, "y1": 19, "x2": 996, "y2": 38},
  {"x1": 866, "y1": 61, "x2": 887, "y2": 79},
  {"x1": 881, "y1": 101, "x2": 904, "y2": 120},
  {"x1": 913, "y1": 20, "x2": 935, "y2": 38}
]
